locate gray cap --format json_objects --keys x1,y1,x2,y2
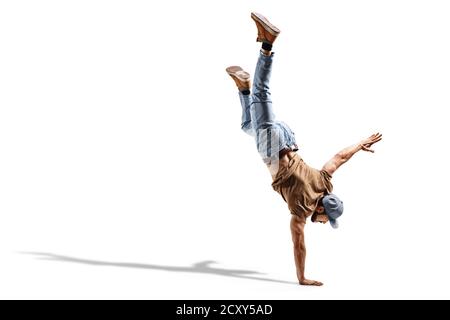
[{"x1": 322, "y1": 194, "x2": 344, "y2": 229}]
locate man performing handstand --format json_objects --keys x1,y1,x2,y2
[{"x1": 226, "y1": 12, "x2": 382, "y2": 286}]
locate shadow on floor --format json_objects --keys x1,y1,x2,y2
[{"x1": 21, "y1": 252, "x2": 297, "y2": 285}]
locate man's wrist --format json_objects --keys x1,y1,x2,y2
[{"x1": 357, "y1": 143, "x2": 364, "y2": 151}]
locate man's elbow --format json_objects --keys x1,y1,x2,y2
[
  {"x1": 335, "y1": 152, "x2": 348, "y2": 161},
  {"x1": 292, "y1": 238, "x2": 306, "y2": 251}
]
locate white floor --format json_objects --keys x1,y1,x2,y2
[
  {"x1": 2, "y1": 211, "x2": 450, "y2": 299},
  {"x1": 2, "y1": 1, "x2": 450, "y2": 299}
]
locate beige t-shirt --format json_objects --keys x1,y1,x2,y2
[{"x1": 271, "y1": 153, "x2": 333, "y2": 223}]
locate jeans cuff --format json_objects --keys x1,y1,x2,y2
[{"x1": 259, "y1": 50, "x2": 275, "y2": 59}]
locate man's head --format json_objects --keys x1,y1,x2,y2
[
  {"x1": 311, "y1": 204, "x2": 329, "y2": 224},
  {"x1": 312, "y1": 194, "x2": 344, "y2": 228}
]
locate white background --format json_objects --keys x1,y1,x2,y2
[{"x1": 1, "y1": 0, "x2": 450, "y2": 299}]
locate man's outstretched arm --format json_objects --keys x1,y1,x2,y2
[
  {"x1": 322, "y1": 133, "x2": 382, "y2": 176},
  {"x1": 290, "y1": 215, "x2": 323, "y2": 286}
]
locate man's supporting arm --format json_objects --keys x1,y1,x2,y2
[
  {"x1": 322, "y1": 132, "x2": 382, "y2": 176},
  {"x1": 290, "y1": 215, "x2": 323, "y2": 286}
]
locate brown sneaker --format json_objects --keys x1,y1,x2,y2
[
  {"x1": 251, "y1": 12, "x2": 280, "y2": 44},
  {"x1": 226, "y1": 66, "x2": 251, "y2": 91}
]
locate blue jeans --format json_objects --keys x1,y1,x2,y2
[{"x1": 239, "y1": 52, "x2": 298, "y2": 163}]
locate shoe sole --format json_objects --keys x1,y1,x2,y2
[
  {"x1": 251, "y1": 12, "x2": 280, "y2": 36},
  {"x1": 226, "y1": 66, "x2": 250, "y2": 81}
]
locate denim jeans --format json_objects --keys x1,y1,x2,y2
[{"x1": 239, "y1": 51, "x2": 298, "y2": 163}]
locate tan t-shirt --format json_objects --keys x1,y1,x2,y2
[{"x1": 271, "y1": 153, "x2": 333, "y2": 223}]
